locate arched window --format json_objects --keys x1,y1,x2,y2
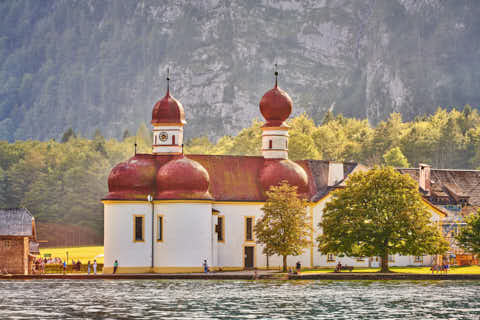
[
  {"x1": 172, "y1": 135, "x2": 176, "y2": 145},
  {"x1": 269, "y1": 140, "x2": 272, "y2": 149}
]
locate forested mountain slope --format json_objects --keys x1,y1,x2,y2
[{"x1": 1, "y1": 0, "x2": 480, "y2": 142}]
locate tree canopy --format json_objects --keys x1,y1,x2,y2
[
  {"x1": 456, "y1": 213, "x2": 480, "y2": 255},
  {"x1": 254, "y1": 181, "x2": 312, "y2": 272},
  {"x1": 317, "y1": 166, "x2": 448, "y2": 272},
  {"x1": 383, "y1": 147, "x2": 410, "y2": 167}
]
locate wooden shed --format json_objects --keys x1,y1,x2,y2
[{"x1": 0, "y1": 208, "x2": 39, "y2": 274}]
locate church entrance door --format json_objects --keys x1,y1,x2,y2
[{"x1": 244, "y1": 246, "x2": 254, "y2": 269}]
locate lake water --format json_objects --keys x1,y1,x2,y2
[{"x1": 0, "y1": 280, "x2": 479, "y2": 319}]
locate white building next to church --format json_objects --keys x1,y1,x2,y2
[{"x1": 102, "y1": 73, "x2": 446, "y2": 273}]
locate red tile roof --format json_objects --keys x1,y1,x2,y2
[
  {"x1": 104, "y1": 154, "x2": 361, "y2": 202},
  {"x1": 398, "y1": 168, "x2": 480, "y2": 207}
]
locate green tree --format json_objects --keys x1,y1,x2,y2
[
  {"x1": 383, "y1": 147, "x2": 410, "y2": 167},
  {"x1": 254, "y1": 181, "x2": 312, "y2": 272},
  {"x1": 0, "y1": 167, "x2": 7, "y2": 206},
  {"x1": 135, "y1": 122, "x2": 152, "y2": 153},
  {"x1": 371, "y1": 113, "x2": 405, "y2": 157},
  {"x1": 321, "y1": 110, "x2": 335, "y2": 125},
  {"x1": 61, "y1": 128, "x2": 76, "y2": 143},
  {"x1": 288, "y1": 131, "x2": 320, "y2": 160},
  {"x1": 456, "y1": 213, "x2": 480, "y2": 255},
  {"x1": 225, "y1": 120, "x2": 262, "y2": 156},
  {"x1": 185, "y1": 136, "x2": 216, "y2": 155},
  {"x1": 122, "y1": 129, "x2": 131, "y2": 141},
  {"x1": 318, "y1": 166, "x2": 448, "y2": 272}
]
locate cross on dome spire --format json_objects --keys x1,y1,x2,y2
[
  {"x1": 274, "y1": 63, "x2": 278, "y2": 88},
  {"x1": 166, "y1": 67, "x2": 170, "y2": 95}
]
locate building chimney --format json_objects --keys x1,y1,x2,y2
[
  {"x1": 328, "y1": 162, "x2": 344, "y2": 187},
  {"x1": 419, "y1": 163, "x2": 431, "y2": 195}
]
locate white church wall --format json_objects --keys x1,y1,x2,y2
[
  {"x1": 212, "y1": 204, "x2": 263, "y2": 269},
  {"x1": 154, "y1": 202, "x2": 212, "y2": 271},
  {"x1": 212, "y1": 203, "x2": 312, "y2": 270},
  {"x1": 312, "y1": 199, "x2": 327, "y2": 267},
  {"x1": 104, "y1": 203, "x2": 152, "y2": 271}
]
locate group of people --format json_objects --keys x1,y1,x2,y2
[
  {"x1": 61, "y1": 259, "x2": 98, "y2": 275},
  {"x1": 431, "y1": 262, "x2": 449, "y2": 275},
  {"x1": 31, "y1": 257, "x2": 65, "y2": 274},
  {"x1": 31, "y1": 257, "x2": 46, "y2": 274}
]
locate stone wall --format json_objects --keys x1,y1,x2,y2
[{"x1": 0, "y1": 237, "x2": 28, "y2": 274}]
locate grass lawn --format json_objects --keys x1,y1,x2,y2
[
  {"x1": 301, "y1": 265, "x2": 480, "y2": 274},
  {"x1": 39, "y1": 246, "x2": 104, "y2": 264}
]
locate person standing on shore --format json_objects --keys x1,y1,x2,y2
[
  {"x1": 87, "y1": 261, "x2": 91, "y2": 275},
  {"x1": 113, "y1": 260, "x2": 118, "y2": 274},
  {"x1": 63, "y1": 260, "x2": 67, "y2": 275},
  {"x1": 93, "y1": 260, "x2": 97, "y2": 275},
  {"x1": 203, "y1": 259, "x2": 208, "y2": 273}
]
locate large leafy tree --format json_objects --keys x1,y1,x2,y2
[
  {"x1": 255, "y1": 182, "x2": 312, "y2": 272},
  {"x1": 456, "y1": 213, "x2": 480, "y2": 255},
  {"x1": 318, "y1": 166, "x2": 448, "y2": 272}
]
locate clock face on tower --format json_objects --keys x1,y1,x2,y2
[{"x1": 159, "y1": 132, "x2": 168, "y2": 142}]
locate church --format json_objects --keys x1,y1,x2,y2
[{"x1": 102, "y1": 72, "x2": 446, "y2": 273}]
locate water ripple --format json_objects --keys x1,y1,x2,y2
[{"x1": 0, "y1": 280, "x2": 479, "y2": 319}]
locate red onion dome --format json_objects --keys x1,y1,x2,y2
[
  {"x1": 259, "y1": 84, "x2": 292, "y2": 127},
  {"x1": 105, "y1": 154, "x2": 157, "y2": 200},
  {"x1": 260, "y1": 159, "x2": 309, "y2": 196},
  {"x1": 156, "y1": 156, "x2": 212, "y2": 200},
  {"x1": 151, "y1": 89, "x2": 186, "y2": 125}
]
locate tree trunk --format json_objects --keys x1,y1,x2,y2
[
  {"x1": 282, "y1": 255, "x2": 287, "y2": 272},
  {"x1": 380, "y1": 250, "x2": 389, "y2": 273}
]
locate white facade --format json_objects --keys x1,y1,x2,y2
[{"x1": 103, "y1": 196, "x2": 445, "y2": 273}]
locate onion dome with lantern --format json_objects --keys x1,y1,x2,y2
[
  {"x1": 258, "y1": 65, "x2": 309, "y2": 198},
  {"x1": 151, "y1": 69, "x2": 185, "y2": 155}
]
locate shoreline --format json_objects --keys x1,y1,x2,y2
[{"x1": 2, "y1": 272, "x2": 480, "y2": 281}]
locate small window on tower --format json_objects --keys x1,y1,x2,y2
[
  {"x1": 172, "y1": 135, "x2": 176, "y2": 145},
  {"x1": 269, "y1": 140, "x2": 273, "y2": 149}
]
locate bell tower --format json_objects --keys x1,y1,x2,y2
[
  {"x1": 259, "y1": 66, "x2": 292, "y2": 160},
  {"x1": 151, "y1": 69, "x2": 185, "y2": 155}
]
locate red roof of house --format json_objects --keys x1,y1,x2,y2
[
  {"x1": 398, "y1": 168, "x2": 480, "y2": 207},
  {"x1": 104, "y1": 154, "x2": 360, "y2": 202}
]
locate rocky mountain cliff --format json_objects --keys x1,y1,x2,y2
[{"x1": 1, "y1": 0, "x2": 479, "y2": 142}]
